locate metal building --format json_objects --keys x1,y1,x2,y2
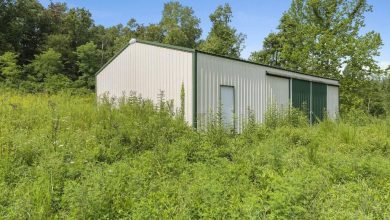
[{"x1": 96, "y1": 39, "x2": 339, "y2": 130}]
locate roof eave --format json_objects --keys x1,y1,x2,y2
[
  {"x1": 95, "y1": 39, "x2": 340, "y2": 84},
  {"x1": 195, "y1": 50, "x2": 340, "y2": 83}
]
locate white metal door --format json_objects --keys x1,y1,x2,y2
[
  {"x1": 220, "y1": 86, "x2": 235, "y2": 127},
  {"x1": 327, "y1": 85, "x2": 339, "y2": 119}
]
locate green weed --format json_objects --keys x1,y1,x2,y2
[{"x1": 0, "y1": 90, "x2": 389, "y2": 219}]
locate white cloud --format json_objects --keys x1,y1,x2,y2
[{"x1": 379, "y1": 61, "x2": 390, "y2": 70}]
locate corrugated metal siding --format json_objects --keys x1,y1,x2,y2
[
  {"x1": 197, "y1": 53, "x2": 268, "y2": 132},
  {"x1": 327, "y1": 85, "x2": 339, "y2": 119},
  {"x1": 266, "y1": 75, "x2": 290, "y2": 109},
  {"x1": 96, "y1": 42, "x2": 194, "y2": 124},
  {"x1": 265, "y1": 70, "x2": 339, "y2": 86},
  {"x1": 292, "y1": 79, "x2": 311, "y2": 118},
  {"x1": 312, "y1": 82, "x2": 327, "y2": 122}
]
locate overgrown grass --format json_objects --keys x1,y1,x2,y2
[{"x1": 0, "y1": 91, "x2": 389, "y2": 219}]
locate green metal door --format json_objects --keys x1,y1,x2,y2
[
  {"x1": 292, "y1": 79, "x2": 310, "y2": 119},
  {"x1": 311, "y1": 82, "x2": 327, "y2": 123}
]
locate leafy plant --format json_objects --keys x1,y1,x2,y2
[{"x1": 0, "y1": 89, "x2": 389, "y2": 219}]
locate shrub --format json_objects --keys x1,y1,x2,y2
[{"x1": 0, "y1": 89, "x2": 389, "y2": 219}]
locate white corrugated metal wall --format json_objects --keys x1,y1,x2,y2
[
  {"x1": 197, "y1": 53, "x2": 268, "y2": 131},
  {"x1": 96, "y1": 42, "x2": 194, "y2": 124},
  {"x1": 266, "y1": 75, "x2": 290, "y2": 110},
  {"x1": 96, "y1": 42, "x2": 339, "y2": 129},
  {"x1": 327, "y1": 85, "x2": 339, "y2": 119},
  {"x1": 196, "y1": 52, "x2": 339, "y2": 131}
]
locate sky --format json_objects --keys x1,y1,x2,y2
[{"x1": 38, "y1": 0, "x2": 390, "y2": 69}]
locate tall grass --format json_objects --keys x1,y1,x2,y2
[{"x1": 0, "y1": 90, "x2": 389, "y2": 219}]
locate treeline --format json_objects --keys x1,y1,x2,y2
[
  {"x1": 0, "y1": 0, "x2": 389, "y2": 115},
  {"x1": 0, "y1": 1, "x2": 244, "y2": 93},
  {"x1": 249, "y1": 0, "x2": 390, "y2": 115}
]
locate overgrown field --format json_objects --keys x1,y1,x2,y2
[{"x1": 0, "y1": 91, "x2": 389, "y2": 219}]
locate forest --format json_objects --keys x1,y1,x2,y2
[
  {"x1": 0, "y1": 0, "x2": 390, "y2": 219},
  {"x1": 0, "y1": 0, "x2": 389, "y2": 115}
]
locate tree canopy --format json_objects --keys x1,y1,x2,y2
[
  {"x1": 0, "y1": 0, "x2": 388, "y2": 115},
  {"x1": 249, "y1": 0, "x2": 385, "y2": 114},
  {"x1": 0, "y1": 52, "x2": 22, "y2": 85},
  {"x1": 160, "y1": 1, "x2": 202, "y2": 48},
  {"x1": 199, "y1": 4, "x2": 246, "y2": 58},
  {"x1": 76, "y1": 42, "x2": 100, "y2": 89}
]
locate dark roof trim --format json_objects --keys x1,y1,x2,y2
[
  {"x1": 95, "y1": 39, "x2": 195, "y2": 76},
  {"x1": 195, "y1": 50, "x2": 339, "y2": 82},
  {"x1": 95, "y1": 43, "x2": 130, "y2": 76},
  {"x1": 266, "y1": 71, "x2": 339, "y2": 87},
  {"x1": 136, "y1": 39, "x2": 196, "y2": 53},
  {"x1": 96, "y1": 39, "x2": 339, "y2": 83},
  {"x1": 265, "y1": 72, "x2": 291, "y2": 80}
]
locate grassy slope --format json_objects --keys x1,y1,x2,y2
[{"x1": 0, "y1": 91, "x2": 389, "y2": 219}]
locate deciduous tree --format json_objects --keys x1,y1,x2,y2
[
  {"x1": 160, "y1": 1, "x2": 201, "y2": 48},
  {"x1": 76, "y1": 42, "x2": 100, "y2": 89},
  {"x1": 199, "y1": 4, "x2": 245, "y2": 58},
  {"x1": 250, "y1": 0, "x2": 384, "y2": 114},
  {"x1": 0, "y1": 52, "x2": 22, "y2": 84},
  {"x1": 29, "y1": 48, "x2": 64, "y2": 81}
]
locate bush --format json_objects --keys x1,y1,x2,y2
[{"x1": 0, "y1": 90, "x2": 389, "y2": 219}]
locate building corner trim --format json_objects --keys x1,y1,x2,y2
[{"x1": 192, "y1": 51, "x2": 197, "y2": 128}]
